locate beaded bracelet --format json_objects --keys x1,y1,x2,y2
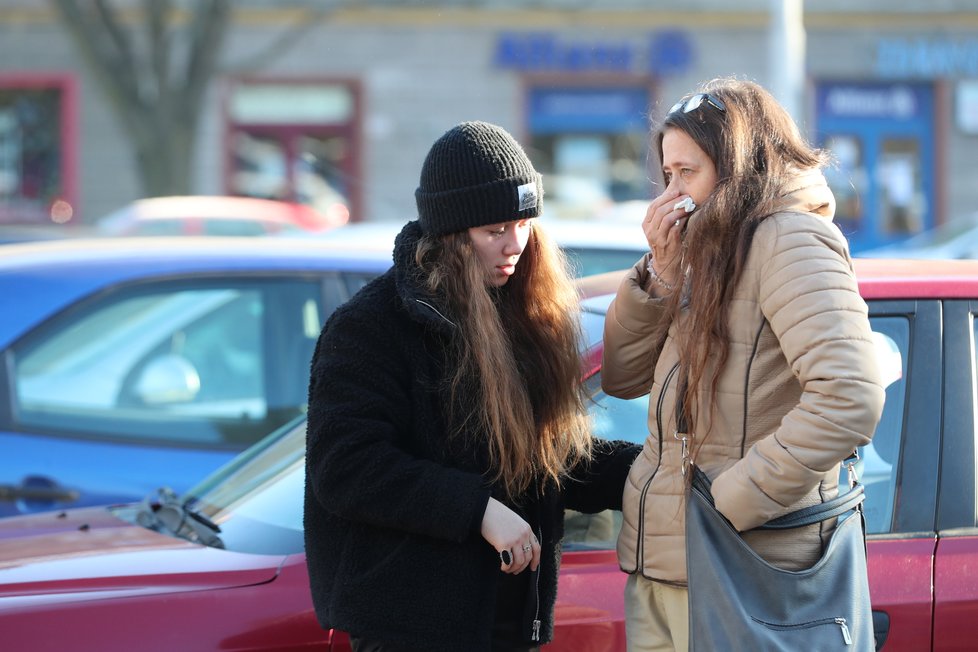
[{"x1": 646, "y1": 254, "x2": 676, "y2": 292}]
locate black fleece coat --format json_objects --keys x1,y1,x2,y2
[{"x1": 303, "y1": 221, "x2": 640, "y2": 652}]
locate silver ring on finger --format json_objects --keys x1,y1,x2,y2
[{"x1": 522, "y1": 544, "x2": 532, "y2": 552}]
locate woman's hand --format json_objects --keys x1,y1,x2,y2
[
  {"x1": 480, "y1": 497, "x2": 540, "y2": 574},
  {"x1": 642, "y1": 189, "x2": 690, "y2": 290}
]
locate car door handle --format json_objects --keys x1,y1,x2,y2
[
  {"x1": 872, "y1": 610, "x2": 889, "y2": 651},
  {"x1": 0, "y1": 484, "x2": 80, "y2": 502}
]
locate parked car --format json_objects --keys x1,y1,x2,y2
[
  {"x1": 0, "y1": 236, "x2": 390, "y2": 517},
  {"x1": 860, "y1": 212, "x2": 978, "y2": 260},
  {"x1": 94, "y1": 195, "x2": 349, "y2": 237},
  {"x1": 291, "y1": 217, "x2": 649, "y2": 276},
  {"x1": 1, "y1": 257, "x2": 975, "y2": 651}
]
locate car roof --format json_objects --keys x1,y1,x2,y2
[
  {"x1": 574, "y1": 257, "x2": 978, "y2": 309},
  {"x1": 854, "y1": 258, "x2": 978, "y2": 299},
  {"x1": 0, "y1": 235, "x2": 392, "y2": 271},
  {"x1": 108, "y1": 196, "x2": 320, "y2": 222},
  {"x1": 0, "y1": 237, "x2": 393, "y2": 343},
  {"x1": 296, "y1": 218, "x2": 649, "y2": 252}
]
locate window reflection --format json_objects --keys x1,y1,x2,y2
[
  {"x1": 0, "y1": 87, "x2": 64, "y2": 222},
  {"x1": 822, "y1": 134, "x2": 866, "y2": 235},
  {"x1": 531, "y1": 131, "x2": 648, "y2": 221},
  {"x1": 877, "y1": 138, "x2": 924, "y2": 235},
  {"x1": 230, "y1": 132, "x2": 288, "y2": 201}
]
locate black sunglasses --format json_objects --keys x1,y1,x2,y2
[{"x1": 668, "y1": 93, "x2": 727, "y2": 116}]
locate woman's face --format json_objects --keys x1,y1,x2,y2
[
  {"x1": 661, "y1": 127, "x2": 718, "y2": 206},
  {"x1": 467, "y1": 219, "x2": 533, "y2": 287}
]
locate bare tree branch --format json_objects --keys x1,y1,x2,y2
[
  {"x1": 184, "y1": 0, "x2": 231, "y2": 117},
  {"x1": 48, "y1": 0, "x2": 342, "y2": 198},
  {"x1": 220, "y1": 4, "x2": 341, "y2": 75},
  {"x1": 50, "y1": 0, "x2": 142, "y2": 119},
  {"x1": 92, "y1": 0, "x2": 141, "y2": 104},
  {"x1": 147, "y1": 0, "x2": 172, "y2": 105}
]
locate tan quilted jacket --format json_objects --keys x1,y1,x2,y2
[{"x1": 602, "y1": 168, "x2": 885, "y2": 584}]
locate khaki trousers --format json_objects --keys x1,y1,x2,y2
[{"x1": 624, "y1": 574, "x2": 689, "y2": 652}]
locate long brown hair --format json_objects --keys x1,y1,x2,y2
[
  {"x1": 415, "y1": 221, "x2": 592, "y2": 500},
  {"x1": 653, "y1": 77, "x2": 829, "y2": 436}
]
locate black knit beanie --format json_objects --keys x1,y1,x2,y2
[{"x1": 415, "y1": 121, "x2": 543, "y2": 236}]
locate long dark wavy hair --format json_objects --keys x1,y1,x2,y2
[
  {"x1": 653, "y1": 77, "x2": 830, "y2": 438},
  {"x1": 414, "y1": 221, "x2": 592, "y2": 500}
]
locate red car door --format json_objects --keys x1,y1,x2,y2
[{"x1": 860, "y1": 301, "x2": 941, "y2": 650}]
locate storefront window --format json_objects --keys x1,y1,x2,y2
[
  {"x1": 227, "y1": 81, "x2": 358, "y2": 225},
  {"x1": 815, "y1": 81, "x2": 934, "y2": 252},
  {"x1": 528, "y1": 86, "x2": 651, "y2": 222},
  {"x1": 0, "y1": 82, "x2": 71, "y2": 224}
]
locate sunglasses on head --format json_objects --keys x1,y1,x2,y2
[{"x1": 668, "y1": 93, "x2": 727, "y2": 116}]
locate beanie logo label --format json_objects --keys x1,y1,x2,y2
[{"x1": 517, "y1": 183, "x2": 537, "y2": 211}]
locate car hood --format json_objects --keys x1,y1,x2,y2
[{"x1": 0, "y1": 506, "x2": 283, "y2": 602}]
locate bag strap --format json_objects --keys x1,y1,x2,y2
[
  {"x1": 680, "y1": 374, "x2": 866, "y2": 530},
  {"x1": 757, "y1": 484, "x2": 864, "y2": 530},
  {"x1": 691, "y1": 465, "x2": 865, "y2": 530}
]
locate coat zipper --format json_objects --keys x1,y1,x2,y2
[
  {"x1": 635, "y1": 362, "x2": 679, "y2": 571},
  {"x1": 413, "y1": 299, "x2": 457, "y2": 328},
  {"x1": 530, "y1": 525, "x2": 543, "y2": 641},
  {"x1": 741, "y1": 321, "x2": 765, "y2": 457}
]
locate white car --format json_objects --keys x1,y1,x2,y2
[{"x1": 291, "y1": 216, "x2": 649, "y2": 276}]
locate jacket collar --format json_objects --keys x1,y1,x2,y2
[
  {"x1": 392, "y1": 220, "x2": 458, "y2": 331},
  {"x1": 773, "y1": 167, "x2": 837, "y2": 221}
]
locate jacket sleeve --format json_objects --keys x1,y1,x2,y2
[
  {"x1": 712, "y1": 215, "x2": 886, "y2": 531},
  {"x1": 562, "y1": 439, "x2": 641, "y2": 513},
  {"x1": 305, "y1": 301, "x2": 491, "y2": 543},
  {"x1": 601, "y1": 253, "x2": 672, "y2": 399}
]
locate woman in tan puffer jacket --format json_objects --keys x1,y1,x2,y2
[{"x1": 601, "y1": 78, "x2": 885, "y2": 651}]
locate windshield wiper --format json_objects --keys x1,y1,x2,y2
[{"x1": 135, "y1": 487, "x2": 225, "y2": 549}]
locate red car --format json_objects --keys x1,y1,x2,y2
[{"x1": 1, "y1": 258, "x2": 976, "y2": 651}]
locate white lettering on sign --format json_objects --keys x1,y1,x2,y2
[
  {"x1": 825, "y1": 86, "x2": 917, "y2": 120},
  {"x1": 877, "y1": 38, "x2": 978, "y2": 78}
]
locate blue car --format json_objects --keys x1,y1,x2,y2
[{"x1": 0, "y1": 236, "x2": 391, "y2": 517}]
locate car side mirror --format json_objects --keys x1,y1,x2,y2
[{"x1": 134, "y1": 354, "x2": 201, "y2": 405}]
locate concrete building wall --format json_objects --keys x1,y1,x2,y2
[{"x1": 0, "y1": 1, "x2": 976, "y2": 244}]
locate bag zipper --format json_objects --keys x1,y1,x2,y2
[{"x1": 751, "y1": 615, "x2": 852, "y2": 646}]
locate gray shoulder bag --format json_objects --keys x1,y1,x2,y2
[
  {"x1": 682, "y1": 391, "x2": 874, "y2": 650},
  {"x1": 686, "y1": 464, "x2": 874, "y2": 650}
]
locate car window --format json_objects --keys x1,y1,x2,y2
[
  {"x1": 848, "y1": 316, "x2": 909, "y2": 535},
  {"x1": 581, "y1": 307, "x2": 608, "y2": 350},
  {"x1": 201, "y1": 219, "x2": 270, "y2": 236},
  {"x1": 563, "y1": 315, "x2": 910, "y2": 550},
  {"x1": 563, "y1": 378, "x2": 649, "y2": 551},
  {"x1": 130, "y1": 219, "x2": 187, "y2": 235},
  {"x1": 562, "y1": 246, "x2": 644, "y2": 277},
  {"x1": 11, "y1": 279, "x2": 324, "y2": 448}
]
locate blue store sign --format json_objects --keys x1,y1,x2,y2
[
  {"x1": 493, "y1": 30, "x2": 693, "y2": 76},
  {"x1": 529, "y1": 87, "x2": 650, "y2": 133}
]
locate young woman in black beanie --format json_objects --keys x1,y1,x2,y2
[{"x1": 303, "y1": 121, "x2": 640, "y2": 652}]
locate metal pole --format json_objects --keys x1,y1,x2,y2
[{"x1": 769, "y1": 0, "x2": 806, "y2": 126}]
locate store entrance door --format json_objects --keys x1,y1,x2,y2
[{"x1": 815, "y1": 81, "x2": 934, "y2": 254}]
